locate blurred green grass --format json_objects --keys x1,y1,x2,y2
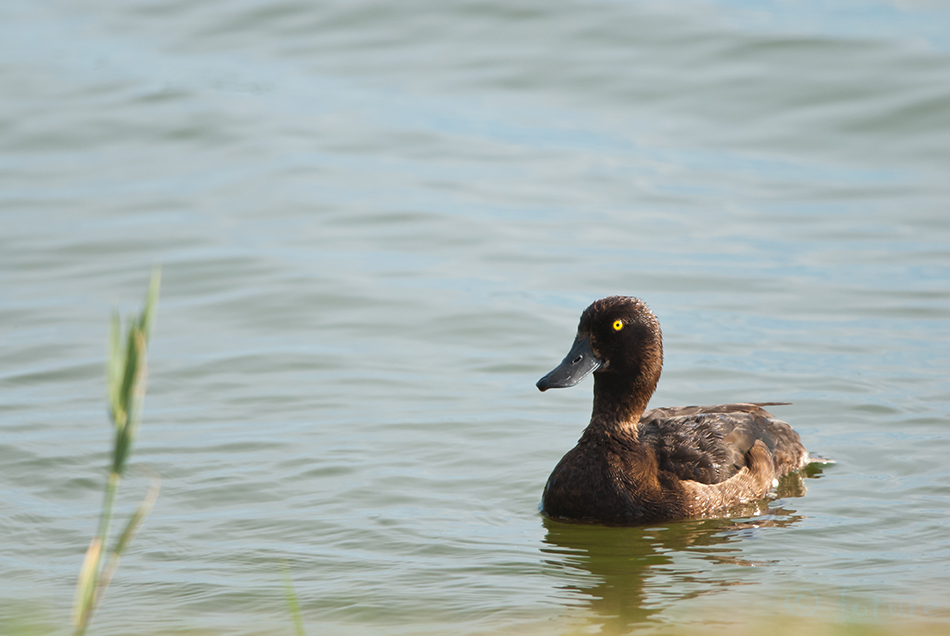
[{"x1": 71, "y1": 269, "x2": 161, "y2": 636}]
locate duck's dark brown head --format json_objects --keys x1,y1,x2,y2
[{"x1": 537, "y1": 296, "x2": 663, "y2": 423}]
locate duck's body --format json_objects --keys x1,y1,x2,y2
[{"x1": 537, "y1": 296, "x2": 812, "y2": 525}]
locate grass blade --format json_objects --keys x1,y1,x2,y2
[
  {"x1": 280, "y1": 561, "x2": 307, "y2": 636},
  {"x1": 71, "y1": 538, "x2": 102, "y2": 631},
  {"x1": 72, "y1": 269, "x2": 161, "y2": 636},
  {"x1": 97, "y1": 470, "x2": 161, "y2": 605}
]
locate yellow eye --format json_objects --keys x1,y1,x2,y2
[{"x1": 612, "y1": 320, "x2": 624, "y2": 331}]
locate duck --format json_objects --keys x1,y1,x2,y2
[{"x1": 537, "y1": 295, "x2": 813, "y2": 525}]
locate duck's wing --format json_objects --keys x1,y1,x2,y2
[
  {"x1": 642, "y1": 402, "x2": 790, "y2": 421},
  {"x1": 640, "y1": 403, "x2": 807, "y2": 485}
]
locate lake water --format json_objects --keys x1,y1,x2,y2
[{"x1": 2, "y1": 1, "x2": 949, "y2": 634}]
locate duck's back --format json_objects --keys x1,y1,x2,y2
[{"x1": 639, "y1": 403, "x2": 808, "y2": 485}]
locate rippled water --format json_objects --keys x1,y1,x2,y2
[{"x1": 2, "y1": 1, "x2": 950, "y2": 634}]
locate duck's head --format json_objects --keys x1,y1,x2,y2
[{"x1": 537, "y1": 296, "x2": 663, "y2": 411}]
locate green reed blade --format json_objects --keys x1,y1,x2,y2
[
  {"x1": 72, "y1": 268, "x2": 161, "y2": 636},
  {"x1": 280, "y1": 561, "x2": 307, "y2": 636},
  {"x1": 97, "y1": 471, "x2": 161, "y2": 606}
]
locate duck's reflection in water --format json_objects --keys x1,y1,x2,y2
[{"x1": 540, "y1": 466, "x2": 827, "y2": 633}]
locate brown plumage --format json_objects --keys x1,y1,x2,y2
[{"x1": 537, "y1": 296, "x2": 812, "y2": 525}]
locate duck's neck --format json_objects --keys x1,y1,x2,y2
[{"x1": 587, "y1": 369, "x2": 659, "y2": 439}]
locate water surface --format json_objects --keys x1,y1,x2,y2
[{"x1": 2, "y1": 1, "x2": 949, "y2": 634}]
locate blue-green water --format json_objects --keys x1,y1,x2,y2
[{"x1": 2, "y1": 1, "x2": 949, "y2": 634}]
